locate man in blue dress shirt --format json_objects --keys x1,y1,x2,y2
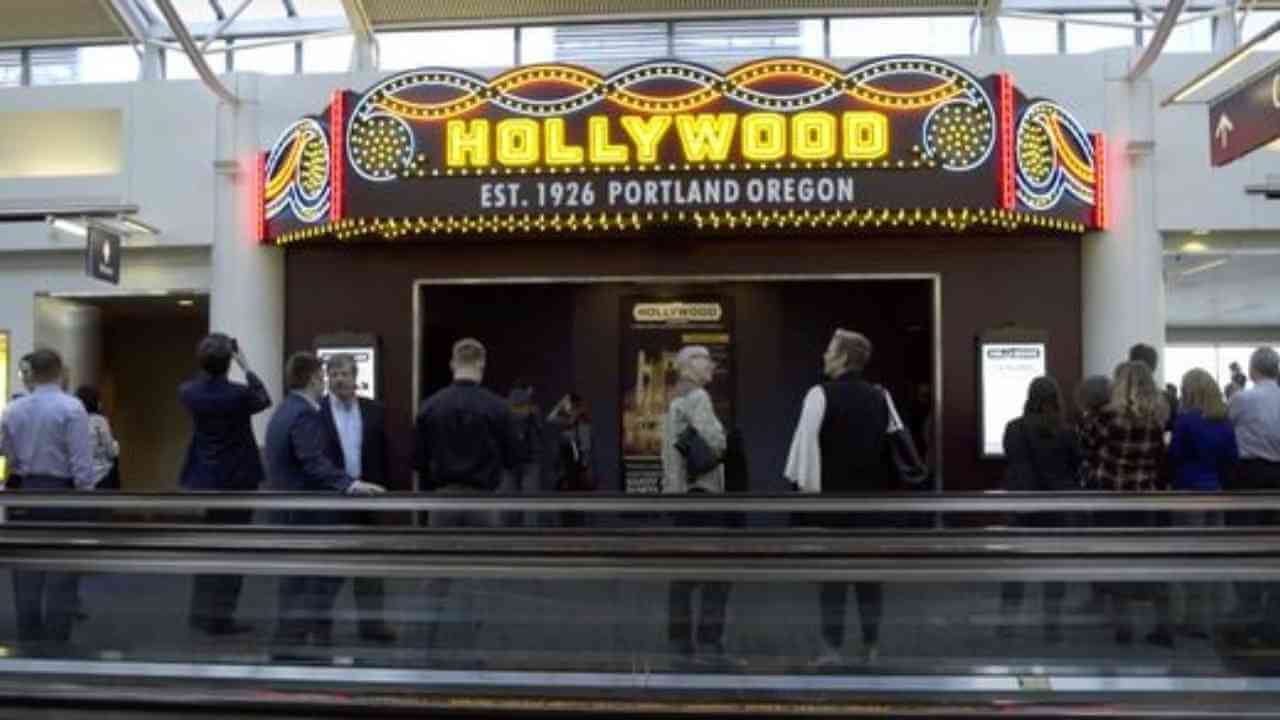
[{"x1": 0, "y1": 348, "x2": 93, "y2": 652}]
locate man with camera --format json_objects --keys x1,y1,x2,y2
[{"x1": 179, "y1": 333, "x2": 272, "y2": 636}]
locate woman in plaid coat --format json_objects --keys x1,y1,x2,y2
[{"x1": 1082, "y1": 361, "x2": 1172, "y2": 647}]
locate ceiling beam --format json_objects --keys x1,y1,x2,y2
[
  {"x1": 341, "y1": 0, "x2": 374, "y2": 41},
  {"x1": 98, "y1": 0, "x2": 151, "y2": 44},
  {"x1": 340, "y1": 0, "x2": 376, "y2": 71},
  {"x1": 202, "y1": 0, "x2": 256, "y2": 51},
  {"x1": 1129, "y1": 0, "x2": 1188, "y2": 80},
  {"x1": 975, "y1": 0, "x2": 1004, "y2": 55},
  {"x1": 152, "y1": 0, "x2": 240, "y2": 105}
]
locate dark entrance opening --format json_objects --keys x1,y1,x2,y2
[{"x1": 417, "y1": 278, "x2": 935, "y2": 494}]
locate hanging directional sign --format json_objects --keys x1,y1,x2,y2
[{"x1": 1209, "y1": 65, "x2": 1280, "y2": 167}]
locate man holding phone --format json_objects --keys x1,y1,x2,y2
[{"x1": 179, "y1": 333, "x2": 271, "y2": 636}]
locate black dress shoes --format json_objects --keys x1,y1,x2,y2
[
  {"x1": 196, "y1": 620, "x2": 254, "y2": 636},
  {"x1": 359, "y1": 624, "x2": 397, "y2": 645}
]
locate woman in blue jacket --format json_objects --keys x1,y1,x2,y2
[{"x1": 1168, "y1": 367, "x2": 1237, "y2": 638}]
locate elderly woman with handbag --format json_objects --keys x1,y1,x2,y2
[{"x1": 661, "y1": 345, "x2": 732, "y2": 663}]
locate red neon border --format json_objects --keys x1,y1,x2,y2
[
  {"x1": 996, "y1": 73, "x2": 1015, "y2": 211},
  {"x1": 329, "y1": 90, "x2": 346, "y2": 223},
  {"x1": 1091, "y1": 133, "x2": 1107, "y2": 230},
  {"x1": 254, "y1": 151, "x2": 267, "y2": 244}
]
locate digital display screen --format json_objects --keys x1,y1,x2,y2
[
  {"x1": 980, "y1": 342, "x2": 1046, "y2": 458},
  {"x1": 317, "y1": 346, "x2": 376, "y2": 400}
]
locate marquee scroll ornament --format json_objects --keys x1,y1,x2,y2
[
  {"x1": 264, "y1": 118, "x2": 331, "y2": 223},
  {"x1": 1015, "y1": 101, "x2": 1096, "y2": 212},
  {"x1": 344, "y1": 56, "x2": 998, "y2": 183}
]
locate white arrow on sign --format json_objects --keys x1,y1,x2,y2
[{"x1": 1216, "y1": 113, "x2": 1235, "y2": 149}]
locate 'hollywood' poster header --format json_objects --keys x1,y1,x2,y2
[{"x1": 261, "y1": 56, "x2": 1105, "y2": 245}]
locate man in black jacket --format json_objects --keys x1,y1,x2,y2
[
  {"x1": 178, "y1": 334, "x2": 272, "y2": 636},
  {"x1": 414, "y1": 338, "x2": 521, "y2": 653},
  {"x1": 784, "y1": 329, "x2": 903, "y2": 666},
  {"x1": 318, "y1": 353, "x2": 396, "y2": 644}
]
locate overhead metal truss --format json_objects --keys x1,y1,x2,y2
[{"x1": 0, "y1": 0, "x2": 1264, "y2": 103}]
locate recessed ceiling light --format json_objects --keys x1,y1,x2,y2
[
  {"x1": 1179, "y1": 258, "x2": 1229, "y2": 277},
  {"x1": 177, "y1": 299, "x2": 195, "y2": 307}
]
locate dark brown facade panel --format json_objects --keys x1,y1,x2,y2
[{"x1": 285, "y1": 234, "x2": 1082, "y2": 493}]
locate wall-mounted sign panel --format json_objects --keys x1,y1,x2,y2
[
  {"x1": 263, "y1": 56, "x2": 1103, "y2": 244},
  {"x1": 85, "y1": 226, "x2": 121, "y2": 285},
  {"x1": 978, "y1": 331, "x2": 1048, "y2": 459},
  {"x1": 316, "y1": 346, "x2": 377, "y2": 401},
  {"x1": 1209, "y1": 66, "x2": 1280, "y2": 167}
]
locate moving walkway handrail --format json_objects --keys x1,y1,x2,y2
[
  {"x1": 4, "y1": 490, "x2": 1280, "y2": 512},
  {"x1": 0, "y1": 544, "x2": 1277, "y2": 581},
  {"x1": 1, "y1": 524, "x2": 1279, "y2": 556}
]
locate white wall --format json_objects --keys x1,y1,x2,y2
[
  {"x1": 0, "y1": 247, "x2": 210, "y2": 396},
  {"x1": 33, "y1": 297, "x2": 101, "y2": 391},
  {"x1": 1149, "y1": 52, "x2": 1280, "y2": 232},
  {"x1": 0, "y1": 50, "x2": 1277, "y2": 397},
  {"x1": 0, "y1": 80, "x2": 218, "y2": 250}
]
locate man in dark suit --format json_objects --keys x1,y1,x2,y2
[
  {"x1": 179, "y1": 334, "x2": 271, "y2": 636},
  {"x1": 318, "y1": 352, "x2": 396, "y2": 644},
  {"x1": 265, "y1": 352, "x2": 384, "y2": 651}
]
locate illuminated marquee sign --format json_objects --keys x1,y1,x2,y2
[{"x1": 262, "y1": 56, "x2": 1103, "y2": 244}]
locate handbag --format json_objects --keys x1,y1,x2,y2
[
  {"x1": 888, "y1": 428, "x2": 929, "y2": 487},
  {"x1": 879, "y1": 386, "x2": 928, "y2": 487},
  {"x1": 675, "y1": 424, "x2": 721, "y2": 477}
]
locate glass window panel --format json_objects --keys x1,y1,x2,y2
[
  {"x1": 674, "y1": 19, "x2": 824, "y2": 62},
  {"x1": 520, "y1": 23, "x2": 666, "y2": 65},
  {"x1": 232, "y1": 37, "x2": 296, "y2": 74},
  {"x1": 1241, "y1": 10, "x2": 1280, "y2": 51},
  {"x1": 1145, "y1": 17, "x2": 1213, "y2": 53},
  {"x1": 999, "y1": 16, "x2": 1059, "y2": 54},
  {"x1": 378, "y1": 28, "x2": 514, "y2": 70},
  {"x1": 143, "y1": 0, "x2": 216, "y2": 25},
  {"x1": 302, "y1": 35, "x2": 354, "y2": 73},
  {"x1": 293, "y1": 0, "x2": 344, "y2": 19},
  {"x1": 520, "y1": 26, "x2": 556, "y2": 63},
  {"x1": 165, "y1": 43, "x2": 227, "y2": 80},
  {"x1": 830, "y1": 16, "x2": 974, "y2": 57},
  {"x1": 235, "y1": 0, "x2": 287, "y2": 20},
  {"x1": 77, "y1": 45, "x2": 141, "y2": 84},
  {"x1": 0, "y1": 50, "x2": 22, "y2": 87},
  {"x1": 29, "y1": 47, "x2": 79, "y2": 85},
  {"x1": 1065, "y1": 13, "x2": 1138, "y2": 53},
  {"x1": 1218, "y1": 345, "x2": 1280, "y2": 391},
  {"x1": 1165, "y1": 345, "x2": 1219, "y2": 388}
]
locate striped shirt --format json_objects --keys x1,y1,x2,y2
[
  {"x1": 1228, "y1": 379, "x2": 1280, "y2": 463},
  {"x1": 0, "y1": 384, "x2": 94, "y2": 489}
]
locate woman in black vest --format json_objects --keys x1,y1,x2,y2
[{"x1": 997, "y1": 376, "x2": 1080, "y2": 644}]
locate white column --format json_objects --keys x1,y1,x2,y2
[
  {"x1": 1214, "y1": 0, "x2": 1241, "y2": 55},
  {"x1": 211, "y1": 73, "x2": 283, "y2": 441},
  {"x1": 1082, "y1": 52, "x2": 1168, "y2": 383},
  {"x1": 976, "y1": 14, "x2": 1005, "y2": 56}
]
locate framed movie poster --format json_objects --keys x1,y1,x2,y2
[
  {"x1": 978, "y1": 328, "x2": 1048, "y2": 459},
  {"x1": 315, "y1": 332, "x2": 379, "y2": 400},
  {"x1": 620, "y1": 296, "x2": 734, "y2": 494}
]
